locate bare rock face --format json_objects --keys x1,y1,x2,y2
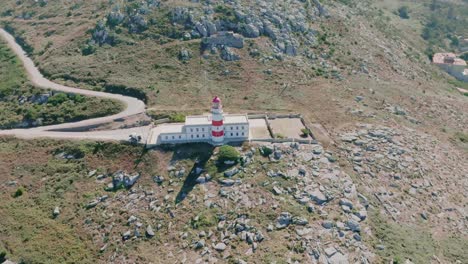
[
  {"x1": 241, "y1": 23, "x2": 260, "y2": 38},
  {"x1": 203, "y1": 31, "x2": 244, "y2": 49},
  {"x1": 220, "y1": 46, "x2": 241, "y2": 61}
]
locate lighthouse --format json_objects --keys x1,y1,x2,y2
[{"x1": 211, "y1": 96, "x2": 224, "y2": 144}]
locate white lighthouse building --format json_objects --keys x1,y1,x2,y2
[{"x1": 156, "y1": 96, "x2": 249, "y2": 145}]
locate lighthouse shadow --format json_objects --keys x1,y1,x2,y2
[{"x1": 175, "y1": 143, "x2": 214, "y2": 204}]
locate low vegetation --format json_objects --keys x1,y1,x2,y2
[
  {"x1": 422, "y1": 0, "x2": 468, "y2": 57},
  {"x1": 454, "y1": 132, "x2": 468, "y2": 144},
  {"x1": 0, "y1": 40, "x2": 123, "y2": 128},
  {"x1": 217, "y1": 145, "x2": 240, "y2": 162},
  {"x1": 370, "y1": 211, "x2": 467, "y2": 263}
]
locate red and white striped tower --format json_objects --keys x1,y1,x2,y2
[{"x1": 211, "y1": 96, "x2": 224, "y2": 145}]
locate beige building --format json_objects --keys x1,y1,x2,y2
[{"x1": 433, "y1": 53, "x2": 467, "y2": 82}]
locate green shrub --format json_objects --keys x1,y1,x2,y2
[
  {"x1": 13, "y1": 187, "x2": 24, "y2": 198},
  {"x1": 397, "y1": 6, "x2": 410, "y2": 19},
  {"x1": 455, "y1": 132, "x2": 468, "y2": 143},
  {"x1": 169, "y1": 113, "x2": 185, "y2": 123},
  {"x1": 460, "y1": 53, "x2": 468, "y2": 61},
  {"x1": 217, "y1": 145, "x2": 240, "y2": 162},
  {"x1": 47, "y1": 93, "x2": 68, "y2": 106},
  {"x1": 301, "y1": 128, "x2": 310, "y2": 137},
  {"x1": 260, "y1": 146, "x2": 273, "y2": 157},
  {"x1": 81, "y1": 43, "x2": 96, "y2": 56},
  {"x1": 275, "y1": 133, "x2": 285, "y2": 139},
  {"x1": 0, "y1": 250, "x2": 6, "y2": 262}
]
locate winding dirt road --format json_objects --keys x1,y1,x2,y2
[{"x1": 0, "y1": 28, "x2": 151, "y2": 141}]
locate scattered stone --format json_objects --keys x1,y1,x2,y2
[
  {"x1": 272, "y1": 186, "x2": 283, "y2": 195},
  {"x1": 273, "y1": 150, "x2": 282, "y2": 160},
  {"x1": 195, "y1": 239, "x2": 205, "y2": 249},
  {"x1": 310, "y1": 190, "x2": 328, "y2": 205},
  {"x1": 224, "y1": 167, "x2": 239, "y2": 177},
  {"x1": 292, "y1": 217, "x2": 308, "y2": 226},
  {"x1": 146, "y1": 225, "x2": 155, "y2": 237},
  {"x1": 324, "y1": 247, "x2": 337, "y2": 257},
  {"x1": 128, "y1": 215, "x2": 137, "y2": 224},
  {"x1": 196, "y1": 176, "x2": 206, "y2": 184},
  {"x1": 322, "y1": 220, "x2": 333, "y2": 229},
  {"x1": 153, "y1": 175, "x2": 164, "y2": 184},
  {"x1": 214, "y1": 242, "x2": 227, "y2": 251},
  {"x1": 179, "y1": 48, "x2": 191, "y2": 61},
  {"x1": 376, "y1": 244, "x2": 385, "y2": 250},
  {"x1": 6, "y1": 180, "x2": 17, "y2": 186},
  {"x1": 296, "y1": 227, "x2": 313, "y2": 236},
  {"x1": 328, "y1": 252, "x2": 349, "y2": 264},
  {"x1": 339, "y1": 198, "x2": 354, "y2": 209},
  {"x1": 88, "y1": 170, "x2": 97, "y2": 177},
  {"x1": 53, "y1": 206, "x2": 60, "y2": 217},
  {"x1": 86, "y1": 200, "x2": 99, "y2": 209},
  {"x1": 353, "y1": 233, "x2": 362, "y2": 241},
  {"x1": 122, "y1": 230, "x2": 132, "y2": 240},
  {"x1": 346, "y1": 220, "x2": 361, "y2": 232},
  {"x1": 354, "y1": 210, "x2": 368, "y2": 221},
  {"x1": 421, "y1": 212, "x2": 428, "y2": 220},
  {"x1": 276, "y1": 212, "x2": 292, "y2": 229},
  {"x1": 220, "y1": 179, "x2": 235, "y2": 186}
]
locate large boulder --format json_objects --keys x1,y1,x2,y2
[
  {"x1": 220, "y1": 46, "x2": 240, "y2": 61},
  {"x1": 310, "y1": 190, "x2": 328, "y2": 205},
  {"x1": 224, "y1": 167, "x2": 239, "y2": 177},
  {"x1": 241, "y1": 23, "x2": 260, "y2": 38},
  {"x1": 204, "y1": 31, "x2": 244, "y2": 49},
  {"x1": 195, "y1": 22, "x2": 208, "y2": 37},
  {"x1": 276, "y1": 212, "x2": 292, "y2": 229}
]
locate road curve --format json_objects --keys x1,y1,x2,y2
[{"x1": 0, "y1": 28, "x2": 149, "y2": 141}]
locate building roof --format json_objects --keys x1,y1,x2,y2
[
  {"x1": 185, "y1": 114, "x2": 248, "y2": 126},
  {"x1": 156, "y1": 123, "x2": 184, "y2": 134},
  {"x1": 225, "y1": 114, "x2": 248, "y2": 124},
  {"x1": 212, "y1": 96, "x2": 221, "y2": 103},
  {"x1": 433, "y1": 53, "x2": 467, "y2": 66},
  {"x1": 186, "y1": 115, "x2": 211, "y2": 125}
]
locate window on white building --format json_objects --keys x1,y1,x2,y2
[
  {"x1": 179, "y1": 135, "x2": 182, "y2": 139},
  {"x1": 241, "y1": 126, "x2": 244, "y2": 130},
  {"x1": 236, "y1": 126, "x2": 238, "y2": 130},
  {"x1": 242, "y1": 132, "x2": 244, "y2": 136},
  {"x1": 165, "y1": 136, "x2": 168, "y2": 140},
  {"x1": 202, "y1": 128, "x2": 204, "y2": 132},
  {"x1": 230, "y1": 133, "x2": 233, "y2": 136},
  {"x1": 196, "y1": 128, "x2": 199, "y2": 132},
  {"x1": 191, "y1": 135, "x2": 194, "y2": 138},
  {"x1": 172, "y1": 136, "x2": 175, "y2": 139},
  {"x1": 236, "y1": 132, "x2": 238, "y2": 136}
]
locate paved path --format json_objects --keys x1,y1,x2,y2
[{"x1": 0, "y1": 28, "x2": 149, "y2": 142}]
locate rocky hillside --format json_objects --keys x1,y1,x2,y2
[
  {"x1": 0, "y1": 128, "x2": 466, "y2": 263},
  {"x1": 0, "y1": 0, "x2": 467, "y2": 263}
]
